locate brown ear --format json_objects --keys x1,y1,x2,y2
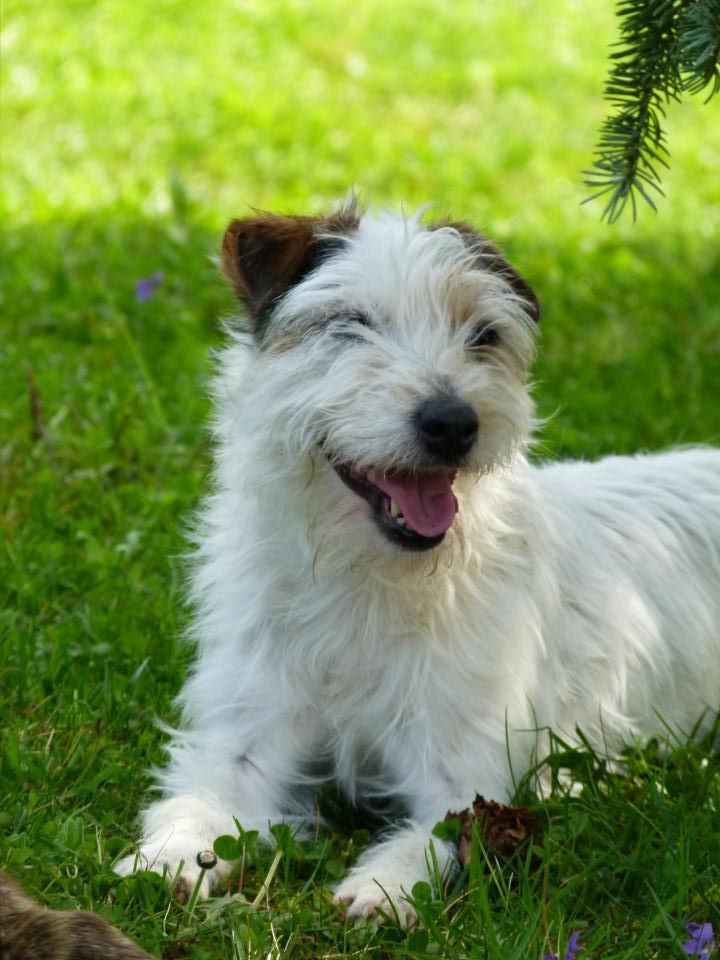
[
  {"x1": 434, "y1": 220, "x2": 541, "y2": 323},
  {"x1": 222, "y1": 210, "x2": 359, "y2": 338}
]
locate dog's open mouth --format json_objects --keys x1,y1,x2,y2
[{"x1": 333, "y1": 462, "x2": 458, "y2": 550}]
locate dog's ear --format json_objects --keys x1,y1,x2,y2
[
  {"x1": 222, "y1": 210, "x2": 359, "y2": 338},
  {"x1": 434, "y1": 221, "x2": 541, "y2": 323}
]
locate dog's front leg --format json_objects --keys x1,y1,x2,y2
[
  {"x1": 116, "y1": 726, "x2": 301, "y2": 900},
  {"x1": 333, "y1": 820, "x2": 457, "y2": 928},
  {"x1": 333, "y1": 761, "x2": 512, "y2": 927}
]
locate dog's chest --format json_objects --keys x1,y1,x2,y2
[
  {"x1": 276, "y1": 568, "x2": 526, "y2": 755},
  {"x1": 278, "y1": 571, "x2": 443, "y2": 694}
]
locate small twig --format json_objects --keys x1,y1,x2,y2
[{"x1": 25, "y1": 364, "x2": 46, "y2": 441}]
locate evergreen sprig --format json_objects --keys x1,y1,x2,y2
[{"x1": 585, "y1": 0, "x2": 720, "y2": 223}]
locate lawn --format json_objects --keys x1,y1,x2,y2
[{"x1": 1, "y1": 0, "x2": 719, "y2": 957}]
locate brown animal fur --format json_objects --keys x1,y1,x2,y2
[
  {"x1": 0, "y1": 871, "x2": 152, "y2": 960},
  {"x1": 221, "y1": 207, "x2": 360, "y2": 337}
]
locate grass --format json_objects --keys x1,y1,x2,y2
[{"x1": 1, "y1": 0, "x2": 719, "y2": 956}]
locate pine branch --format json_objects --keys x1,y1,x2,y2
[
  {"x1": 679, "y1": 0, "x2": 720, "y2": 95},
  {"x1": 585, "y1": 0, "x2": 720, "y2": 223}
]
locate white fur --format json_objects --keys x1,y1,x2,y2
[{"x1": 117, "y1": 209, "x2": 720, "y2": 925}]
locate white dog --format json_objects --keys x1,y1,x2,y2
[{"x1": 117, "y1": 203, "x2": 720, "y2": 925}]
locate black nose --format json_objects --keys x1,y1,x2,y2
[{"x1": 415, "y1": 397, "x2": 479, "y2": 461}]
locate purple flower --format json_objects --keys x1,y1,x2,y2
[
  {"x1": 683, "y1": 923, "x2": 716, "y2": 958},
  {"x1": 543, "y1": 930, "x2": 582, "y2": 960},
  {"x1": 135, "y1": 271, "x2": 163, "y2": 302},
  {"x1": 565, "y1": 931, "x2": 582, "y2": 958}
]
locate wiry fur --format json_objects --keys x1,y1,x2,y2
[{"x1": 117, "y1": 205, "x2": 720, "y2": 925}]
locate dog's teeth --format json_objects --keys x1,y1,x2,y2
[
  {"x1": 396, "y1": 517, "x2": 407, "y2": 527},
  {"x1": 390, "y1": 498, "x2": 401, "y2": 518}
]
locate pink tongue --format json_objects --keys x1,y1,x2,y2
[{"x1": 370, "y1": 470, "x2": 458, "y2": 537}]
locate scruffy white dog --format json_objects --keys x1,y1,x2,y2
[{"x1": 118, "y1": 203, "x2": 720, "y2": 925}]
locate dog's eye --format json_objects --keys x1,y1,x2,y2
[
  {"x1": 330, "y1": 311, "x2": 374, "y2": 341},
  {"x1": 467, "y1": 325, "x2": 500, "y2": 350}
]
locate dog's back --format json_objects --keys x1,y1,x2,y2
[{"x1": 530, "y1": 446, "x2": 720, "y2": 743}]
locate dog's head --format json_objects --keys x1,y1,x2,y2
[{"x1": 221, "y1": 203, "x2": 539, "y2": 554}]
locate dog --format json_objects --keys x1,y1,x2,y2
[{"x1": 117, "y1": 202, "x2": 720, "y2": 926}]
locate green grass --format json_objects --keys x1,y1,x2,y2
[{"x1": 1, "y1": 0, "x2": 719, "y2": 956}]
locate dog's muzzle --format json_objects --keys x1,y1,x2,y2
[{"x1": 327, "y1": 397, "x2": 480, "y2": 550}]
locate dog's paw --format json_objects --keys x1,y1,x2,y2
[
  {"x1": 332, "y1": 825, "x2": 456, "y2": 927},
  {"x1": 115, "y1": 841, "x2": 226, "y2": 901},
  {"x1": 333, "y1": 871, "x2": 418, "y2": 928},
  {"x1": 115, "y1": 796, "x2": 236, "y2": 901}
]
